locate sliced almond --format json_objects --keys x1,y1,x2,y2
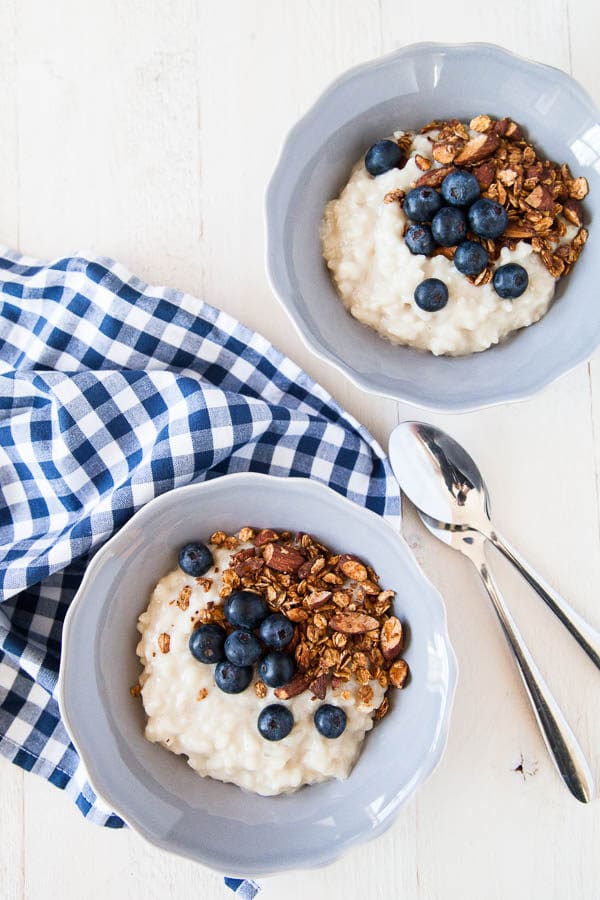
[
  {"x1": 338, "y1": 556, "x2": 368, "y2": 582},
  {"x1": 295, "y1": 642, "x2": 310, "y2": 671},
  {"x1": 306, "y1": 590, "x2": 333, "y2": 609},
  {"x1": 232, "y1": 547, "x2": 256, "y2": 563},
  {"x1": 502, "y1": 222, "x2": 535, "y2": 239},
  {"x1": 415, "y1": 164, "x2": 456, "y2": 188},
  {"x1": 309, "y1": 674, "x2": 328, "y2": 700},
  {"x1": 454, "y1": 132, "x2": 500, "y2": 165},
  {"x1": 329, "y1": 612, "x2": 379, "y2": 634},
  {"x1": 263, "y1": 543, "x2": 305, "y2": 574},
  {"x1": 234, "y1": 556, "x2": 265, "y2": 577},
  {"x1": 524, "y1": 184, "x2": 554, "y2": 211},
  {"x1": 274, "y1": 675, "x2": 311, "y2": 700},
  {"x1": 380, "y1": 616, "x2": 403, "y2": 661},
  {"x1": 254, "y1": 528, "x2": 280, "y2": 546}
]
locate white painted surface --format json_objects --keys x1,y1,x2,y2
[{"x1": 1, "y1": 2, "x2": 600, "y2": 898}]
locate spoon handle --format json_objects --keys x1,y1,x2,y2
[
  {"x1": 469, "y1": 541, "x2": 594, "y2": 803},
  {"x1": 487, "y1": 530, "x2": 600, "y2": 671}
]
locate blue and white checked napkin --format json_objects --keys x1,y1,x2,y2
[{"x1": 0, "y1": 247, "x2": 401, "y2": 894}]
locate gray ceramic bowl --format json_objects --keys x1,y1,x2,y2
[
  {"x1": 58, "y1": 474, "x2": 457, "y2": 875},
  {"x1": 265, "y1": 43, "x2": 600, "y2": 411}
]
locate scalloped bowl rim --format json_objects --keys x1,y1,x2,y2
[
  {"x1": 265, "y1": 42, "x2": 600, "y2": 412},
  {"x1": 58, "y1": 473, "x2": 458, "y2": 875}
]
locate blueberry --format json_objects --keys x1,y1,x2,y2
[
  {"x1": 364, "y1": 140, "x2": 404, "y2": 177},
  {"x1": 178, "y1": 542, "x2": 213, "y2": 577},
  {"x1": 403, "y1": 186, "x2": 444, "y2": 223},
  {"x1": 259, "y1": 613, "x2": 295, "y2": 650},
  {"x1": 314, "y1": 704, "x2": 347, "y2": 739},
  {"x1": 214, "y1": 660, "x2": 253, "y2": 694},
  {"x1": 224, "y1": 629, "x2": 263, "y2": 666},
  {"x1": 441, "y1": 170, "x2": 480, "y2": 208},
  {"x1": 223, "y1": 590, "x2": 269, "y2": 629},
  {"x1": 493, "y1": 263, "x2": 529, "y2": 299},
  {"x1": 468, "y1": 198, "x2": 508, "y2": 239},
  {"x1": 431, "y1": 206, "x2": 467, "y2": 247},
  {"x1": 414, "y1": 278, "x2": 449, "y2": 312},
  {"x1": 454, "y1": 240, "x2": 489, "y2": 276},
  {"x1": 258, "y1": 651, "x2": 295, "y2": 688},
  {"x1": 257, "y1": 704, "x2": 294, "y2": 741},
  {"x1": 189, "y1": 623, "x2": 226, "y2": 664},
  {"x1": 405, "y1": 224, "x2": 436, "y2": 257}
]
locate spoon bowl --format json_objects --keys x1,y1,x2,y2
[{"x1": 388, "y1": 422, "x2": 490, "y2": 529}]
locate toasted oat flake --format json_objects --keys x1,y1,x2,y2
[
  {"x1": 389, "y1": 659, "x2": 409, "y2": 689},
  {"x1": 357, "y1": 685, "x2": 374, "y2": 706},
  {"x1": 383, "y1": 188, "x2": 405, "y2": 205},
  {"x1": 196, "y1": 688, "x2": 208, "y2": 701},
  {"x1": 374, "y1": 696, "x2": 390, "y2": 720},
  {"x1": 158, "y1": 632, "x2": 170, "y2": 654},
  {"x1": 177, "y1": 585, "x2": 192, "y2": 611},
  {"x1": 254, "y1": 680, "x2": 267, "y2": 699}
]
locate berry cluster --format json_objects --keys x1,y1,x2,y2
[
  {"x1": 364, "y1": 141, "x2": 530, "y2": 311},
  {"x1": 180, "y1": 543, "x2": 347, "y2": 741}
]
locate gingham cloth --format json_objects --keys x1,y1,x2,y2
[{"x1": 0, "y1": 247, "x2": 401, "y2": 894}]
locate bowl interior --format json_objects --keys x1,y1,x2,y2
[
  {"x1": 61, "y1": 476, "x2": 456, "y2": 875},
  {"x1": 266, "y1": 43, "x2": 600, "y2": 410}
]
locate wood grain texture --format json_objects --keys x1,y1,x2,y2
[
  {"x1": 0, "y1": 762, "x2": 23, "y2": 900},
  {"x1": 0, "y1": 1, "x2": 599, "y2": 898}
]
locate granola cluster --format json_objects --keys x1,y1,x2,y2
[
  {"x1": 395, "y1": 115, "x2": 588, "y2": 283},
  {"x1": 194, "y1": 527, "x2": 410, "y2": 719}
]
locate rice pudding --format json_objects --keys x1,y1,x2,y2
[
  {"x1": 135, "y1": 528, "x2": 408, "y2": 797},
  {"x1": 321, "y1": 116, "x2": 588, "y2": 356}
]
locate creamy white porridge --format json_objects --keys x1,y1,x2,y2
[
  {"x1": 321, "y1": 120, "x2": 586, "y2": 356},
  {"x1": 136, "y1": 538, "x2": 390, "y2": 797}
]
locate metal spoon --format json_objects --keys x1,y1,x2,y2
[
  {"x1": 416, "y1": 511, "x2": 594, "y2": 803},
  {"x1": 388, "y1": 421, "x2": 600, "y2": 670}
]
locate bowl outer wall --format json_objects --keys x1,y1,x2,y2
[
  {"x1": 58, "y1": 473, "x2": 457, "y2": 876},
  {"x1": 265, "y1": 42, "x2": 600, "y2": 412}
]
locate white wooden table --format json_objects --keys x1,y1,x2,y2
[{"x1": 2, "y1": 3, "x2": 600, "y2": 898}]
